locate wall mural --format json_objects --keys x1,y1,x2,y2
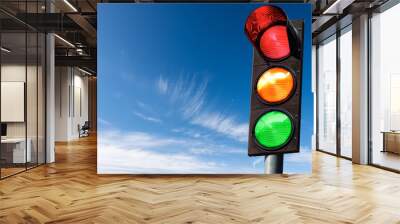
[{"x1": 98, "y1": 3, "x2": 312, "y2": 174}]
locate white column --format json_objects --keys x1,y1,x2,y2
[
  {"x1": 46, "y1": 32, "x2": 55, "y2": 163},
  {"x1": 312, "y1": 45, "x2": 317, "y2": 151},
  {"x1": 352, "y1": 14, "x2": 369, "y2": 164},
  {"x1": 45, "y1": 0, "x2": 56, "y2": 163}
]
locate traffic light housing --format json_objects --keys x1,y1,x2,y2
[{"x1": 245, "y1": 5, "x2": 303, "y2": 156}]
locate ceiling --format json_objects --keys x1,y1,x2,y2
[{"x1": 0, "y1": 0, "x2": 391, "y2": 73}]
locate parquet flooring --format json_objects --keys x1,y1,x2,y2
[{"x1": 1, "y1": 135, "x2": 400, "y2": 223}]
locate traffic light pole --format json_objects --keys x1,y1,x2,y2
[{"x1": 264, "y1": 154, "x2": 284, "y2": 174}]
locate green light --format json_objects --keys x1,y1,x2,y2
[{"x1": 254, "y1": 111, "x2": 293, "y2": 149}]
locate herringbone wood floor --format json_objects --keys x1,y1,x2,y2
[{"x1": 1, "y1": 135, "x2": 400, "y2": 224}]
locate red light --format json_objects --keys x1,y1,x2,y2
[
  {"x1": 259, "y1": 25, "x2": 290, "y2": 60},
  {"x1": 244, "y1": 6, "x2": 287, "y2": 43}
]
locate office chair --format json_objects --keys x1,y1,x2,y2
[{"x1": 79, "y1": 121, "x2": 90, "y2": 138}]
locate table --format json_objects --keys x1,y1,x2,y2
[
  {"x1": 1, "y1": 138, "x2": 32, "y2": 164},
  {"x1": 382, "y1": 131, "x2": 400, "y2": 154}
]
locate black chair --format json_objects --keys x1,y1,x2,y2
[{"x1": 79, "y1": 121, "x2": 90, "y2": 138}]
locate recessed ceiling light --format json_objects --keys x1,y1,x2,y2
[
  {"x1": 1, "y1": 47, "x2": 11, "y2": 53},
  {"x1": 63, "y1": 0, "x2": 78, "y2": 12},
  {"x1": 78, "y1": 67, "x2": 93, "y2": 76},
  {"x1": 54, "y1": 34, "x2": 75, "y2": 48}
]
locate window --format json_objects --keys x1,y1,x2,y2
[
  {"x1": 317, "y1": 35, "x2": 337, "y2": 154},
  {"x1": 370, "y1": 3, "x2": 400, "y2": 171},
  {"x1": 339, "y1": 27, "x2": 352, "y2": 158}
]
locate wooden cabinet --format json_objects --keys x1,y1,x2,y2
[{"x1": 382, "y1": 132, "x2": 400, "y2": 154}]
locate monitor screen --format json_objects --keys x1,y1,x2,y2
[{"x1": 1, "y1": 123, "x2": 7, "y2": 137}]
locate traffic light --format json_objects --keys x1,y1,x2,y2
[{"x1": 245, "y1": 5, "x2": 303, "y2": 156}]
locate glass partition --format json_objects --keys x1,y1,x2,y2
[
  {"x1": 317, "y1": 35, "x2": 337, "y2": 154},
  {"x1": 339, "y1": 26, "x2": 352, "y2": 158},
  {"x1": 0, "y1": 1, "x2": 46, "y2": 179},
  {"x1": 0, "y1": 31, "x2": 28, "y2": 177},
  {"x1": 371, "y1": 3, "x2": 400, "y2": 171},
  {"x1": 38, "y1": 32, "x2": 45, "y2": 165},
  {"x1": 27, "y1": 30, "x2": 38, "y2": 169}
]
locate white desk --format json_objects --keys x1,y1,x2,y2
[{"x1": 1, "y1": 138, "x2": 31, "y2": 163}]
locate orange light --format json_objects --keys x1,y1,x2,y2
[{"x1": 256, "y1": 67, "x2": 294, "y2": 104}]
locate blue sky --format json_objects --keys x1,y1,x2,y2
[{"x1": 97, "y1": 3, "x2": 312, "y2": 174}]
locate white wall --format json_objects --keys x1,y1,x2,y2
[
  {"x1": 1, "y1": 63, "x2": 46, "y2": 164},
  {"x1": 72, "y1": 73, "x2": 89, "y2": 137},
  {"x1": 1, "y1": 65, "x2": 37, "y2": 138},
  {"x1": 55, "y1": 67, "x2": 89, "y2": 141},
  {"x1": 55, "y1": 67, "x2": 69, "y2": 141}
]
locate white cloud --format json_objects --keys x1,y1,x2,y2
[
  {"x1": 100, "y1": 130, "x2": 180, "y2": 149},
  {"x1": 97, "y1": 128, "x2": 257, "y2": 174},
  {"x1": 171, "y1": 128, "x2": 184, "y2": 133},
  {"x1": 181, "y1": 79, "x2": 207, "y2": 119},
  {"x1": 98, "y1": 118, "x2": 111, "y2": 126},
  {"x1": 157, "y1": 75, "x2": 169, "y2": 94},
  {"x1": 225, "y1": 148, "x2": 246, "y2": 154},
  {"x1": 284, "y1": 149, "x2": 312, "y2": 163},
  {"x1": 191, "y1": 112, "x2": 248, "y2": 142},
  {"x1": 98, "y1": 144, "x2": 219, "y2": 174},
  {"x1": 136, "y1": 101, "x2": 151, "y2": 111},
  {"x1": 167, "y1": 75, "x2": 207, "y2": 119},
  {"x1": 133, "y1": 111, "x2": 162, "y2": 123},
  {"x1": 156, "y1": 74, "x2": 248, "y2": 143},
  {"x1": 252, "y1": 157, "x2": 264, "y2": 169},
  {"x1": 170, "y1": 127, "x2": 210, "y2": 139},
  {"x1": 189, "y1": 148, "x2": 215, "y2": 155},
  {"x1": 98, "y1": 129, "x2": 225, "y2": 174},
  {"x1": 189, "y1": 146, "x2": 245, "y2": 155}
]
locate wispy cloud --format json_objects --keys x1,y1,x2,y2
[
  {"x1": 161, "y1": 74, "x2": 207, "y2": 119},
  {"x1": 100, "y1": 129, "x2": 245, "y2": 155},
  {"x1": 98, "y1": 128, "x2": 256, "y2": 174},
  {"x1": 189, "y1": 147, "x2": 215, "y2": 155},
  {"x1": 179, "y1": 77, "x2": 207, "y2": 119},
  {"x1": 170, "y1": 127, "x2": 210, "y2": 139},
  {"x1": 191, "y1": 112, "x2": 248, "y2": 142},
  {"x1": 158, "y1": 74, "x2": 248, "y2": 143},
  {"x1": 189, "y1": 146, "x2": 245, "y2": 156},
  {"x1": 99, "y1": 144, "x2": 220, "y2": 174},
  {"x1": 133, "y1": 111, "x2": 162, "y2": 123},
  {"x1": 100, "y1": 129, "x2": 183, "y2": 150},
  {"x1": 171, "y1": 128, "x2": 184, "y2": 133},
  {"x1": 136, "y1": 100, "x2": 151, "y2": 111},
  {"x1": 284, "y1": 149, "x2": 312, "y2": 163},
  {"x1": 157, "y1": 75, "x2": 169, "y2": 94},
  {"x1": 252, "y1": 157, "x2": 264, "y2": 169},
  {"x1": 98, "y1": 129, "x2": 227, "y2": 173},
  {"x1": 98, "y1": 117, "x2": 111, "y2": 126}
]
